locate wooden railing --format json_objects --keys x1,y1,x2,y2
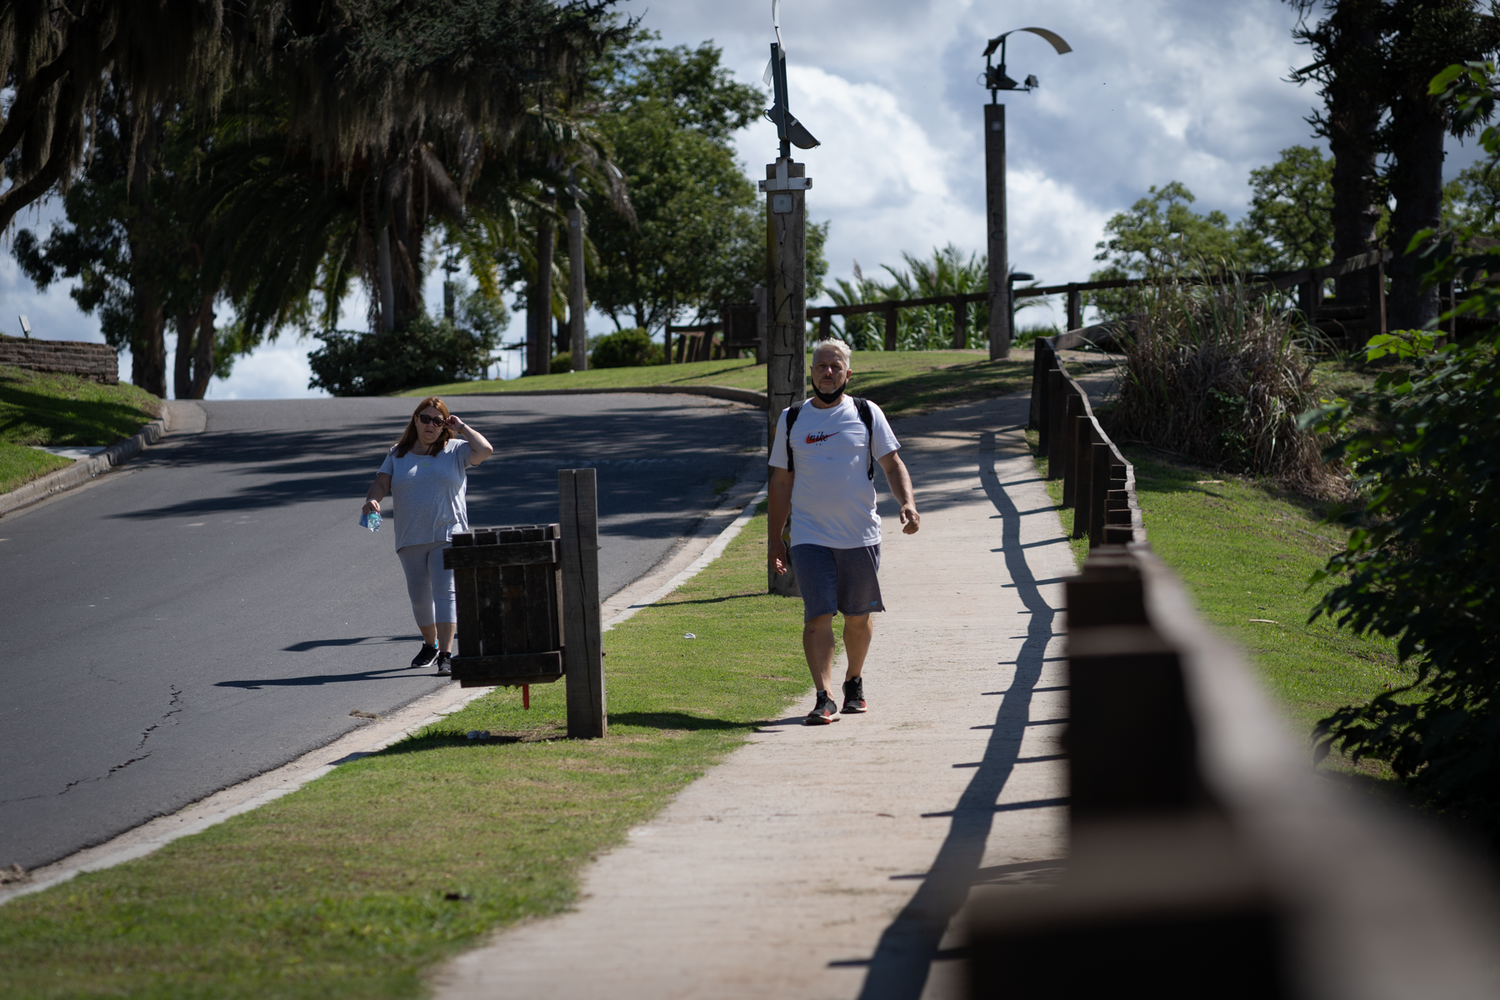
[{"x1": 961, "y1": 331, "x2": 1500, "y2": 997}]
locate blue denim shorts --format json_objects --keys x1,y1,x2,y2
[{"x1": 790, "y1": 543, "x2": 884, "y2": 621}]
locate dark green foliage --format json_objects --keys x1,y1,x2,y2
[
  {"x1": 1302, "y1": 59, "x2": 1500, "y2": 848},
  {"x1": 588, "y1": 327, "x2": 664, "y2": 368},
  {"x1": 1305, "y1": 338, "x2": 1500, "y2": 841},
  {"x1": 587, "y1": 36, "x2": 825, "y2": 332},
  {"x1": 308, "y1": 314, "x2": 499, "y2": 396}
]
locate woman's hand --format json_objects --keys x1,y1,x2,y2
[
  {"x1": 446, "y1": 413, "x2": 495, "y2": 465},
  {"x1": 362, "y1": 498, "x2": 381, "y2": 515}
]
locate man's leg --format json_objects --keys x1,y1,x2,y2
[
  {"x1": 803, "y1": 613, "x2": 837, "y2": 693},
  {"x1": 842, "y1": 613, "x2": 873, "y2": 680}
]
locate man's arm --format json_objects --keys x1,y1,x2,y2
[
  {"x1": 877, "y1": 451, "x2": 920, "y2": 534},
  {"x1": 767, "y1": 466, "x2": 794, "y2": 575}
]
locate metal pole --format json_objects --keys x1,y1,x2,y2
[{"x1": 985, "y1": 103, "x2": 1011, "y2": 360}]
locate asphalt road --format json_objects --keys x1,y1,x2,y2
[{"x1": 0, "y1": 393, "x2": 765, "y2": 871}]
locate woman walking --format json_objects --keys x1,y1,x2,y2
[{"x1": 362, "y1": 397, "x2": 493, "y2": 674}]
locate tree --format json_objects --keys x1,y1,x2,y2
[
  {"x1": 12, "y1": 82, "x2": 233, "y2": 398},
  {"x1": 1289, "y1": 0, "x2": 1386, "y2": 305},
  {"x1": 1303, "y1": 59, "x2": 1500, "y2": 849},
  {"x1": 1239, "y1": 145, "x2": 1337, "y2": 271},
  {"x1": 0, "y1": 0, "x2": 254, "y2": 234},
  {"x1": 586, "y1": 39, "x2": 814, "y2": 340},
  {"x1": 1088, "y1": 182, "x2": 1252, "y2": 319}
]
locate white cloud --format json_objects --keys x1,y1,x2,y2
[{"x1": 6, "y1": 1, "x2": 1495, "y2": 393}]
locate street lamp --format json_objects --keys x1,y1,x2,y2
[{"x1": 981, "y1": 28, "x2": 1071, "y2": 361}]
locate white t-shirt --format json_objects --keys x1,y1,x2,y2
[
  {"x1": 378, "y1": 439, "x2": 473, "y2": 550},
  {"x1": 768, "y1": 396, "x2": 900, "y2": 549}
]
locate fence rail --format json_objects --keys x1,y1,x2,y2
[{"x1": 964, "y1": 332, "x2": 1500, "y2": 997}]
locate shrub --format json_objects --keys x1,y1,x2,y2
[
  {"x1": 1305, "y1": 335, "x2": 1500, "y2": 844},
  {"x1": 308, "y1": 314, "x2": 498, "y2": 396},
  {"x1": 589, "y1": 327, "x2": 664, "y2": 368},
  {"x1": 550, "y1": 352, "x2": 573, "y2": 374},
  {"x1": 1107, "y1": 277, "x2": 1336, "y2": 496}
]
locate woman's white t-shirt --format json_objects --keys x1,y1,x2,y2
[
  {"x1": 378, "y1": 439, "x2": 473, "y2": 550},
  {"x1": 768, "y1": 396, "x2": 900, "y2": 549}
]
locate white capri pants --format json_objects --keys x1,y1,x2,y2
[{"x1": 396, "y1": 541, "x2": 456, "y2": 626}]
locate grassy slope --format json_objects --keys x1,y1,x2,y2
[
  {"x1": 1035, "y1": 431, "x2": 1403, "y2": 776},
  {"x1": 0, "y1": 364, "x2": 160, "y2": 494},
  {"x1": 405, "y1": 350, "x2": 1031, "y2": 420},
  {"x1": 0, "y1": 509, "x2": 812, "y2": 999}
]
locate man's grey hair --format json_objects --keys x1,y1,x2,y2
[{"x1": 810, "y1": 339, "x2": 852, "y2": 365}]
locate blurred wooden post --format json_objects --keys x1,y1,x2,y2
[
  {"x1": 1067, "y1": 285, "x2": 1082, "y2": 332},
  {"x1": 568, "y1": 207, "x2": 588, "y2": 371},
  {"x1": 985, "y1": 102, "x2": 1011, "y2": 360},
  {"x1": 558, "y1": 468, "x2": 606, "y2": 739},
  {"x1": 884, "y1": 302, "x2": 898, "y2": 351},
  {"x1": 818, "y1": 310, "x2": 831, "y2": 342},
  {"x1": 953, "y1": 296, "x2": 968, "y2": 349}
]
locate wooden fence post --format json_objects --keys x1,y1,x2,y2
[
  {"x1": 1089, "y1": 443, "x2": 1111, "y2": 547},
  {"x1": 884, "y1": 302, "x2": 898, "y2": 351},
  {"x1": 1030, "y1": 340, "x2": 1048, "y2": 434},
  {"x1": 1072, "y1": 416, "x2": 1093, "y2": 540},
  {"x1": 1046, "y1": 369, "x2": 1066, "y2": 479},
  {"x1": 1067, "y1": 285, "x2": 1082, "y2": 332},
  {"x1": 1061, "y1": 392, "x2": 1081, "y2": 504},
  {"x1": 818, "y1": 311, "x2": 831, "y2": 342},
  {"x1": 559, "y1": 469, "x2": 606, "y2": 739},
  {"x1": 953, "y1": 297, "x2": 968, "y2": 350}
]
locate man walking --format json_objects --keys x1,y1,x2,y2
[{"x1": 768, "y1": 340, "x2": 920, "y2": 724}]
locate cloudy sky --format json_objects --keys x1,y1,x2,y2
[{"x1": 2, "y1": 0, "x2": 1487, "y2": 398}]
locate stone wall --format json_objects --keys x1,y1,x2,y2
[{"x1": 0, "y1": 336, "x2": 118, "y2": 383}]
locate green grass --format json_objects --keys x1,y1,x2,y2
[
  {"x1": 405, "y1": 350, "x2": 1030, "y2": 420},
  {"x1": 0, "y1": 508, "x2": 813, "y2": 999},
  {"x1": 0, "y1": 364, "x2": 161, "y2": 494},
  {"x1": 1028, "y1": 431, "x2": 1403, "y2": 778}
]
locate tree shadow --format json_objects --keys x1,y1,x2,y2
[
  {"x1": 214, "y1": 666, "x2": 421, "y2": 690},
  {"x1": 608, "y1": 711, "x2": 757, "y2": 732}
]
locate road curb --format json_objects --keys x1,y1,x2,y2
[
  {"x1": 0, "y1": 406, "x2": 174, "y2": 519},
  {"x1": 457, "y1": 384, "x2": 768, "y2": 409}
]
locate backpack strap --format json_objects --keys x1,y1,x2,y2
[
  {"x1": 851, "y1": 396, "x2": 875, "y2": 481},
  {"x1": 783, "y1": 401, "x2": 804, "y2": 473}
]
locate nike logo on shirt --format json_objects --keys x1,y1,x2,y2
[{"x1": 805, "y1": 431, "x2": 840, "y2": 444}]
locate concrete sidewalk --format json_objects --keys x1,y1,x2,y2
[{"x1": 431, "y1": 391, "x2": 1074, "y2": 1000}]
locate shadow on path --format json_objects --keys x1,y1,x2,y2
[{"x1": 854, "y1": 429, "x2": 1062, "y2": 1000}]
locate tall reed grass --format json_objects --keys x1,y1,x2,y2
[{"x1": 1109, "y1": 278, "x2": 1341, "y2": 497}]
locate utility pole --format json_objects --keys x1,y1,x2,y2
[
  {"x1": 761, "y1": 33, "x2": 819, "y2": 598},
  {"x1": 985, "y1": 102, "x2": 1009, "y2": 361},
  {"x1": 981, "y1": 27, "x2": 1072, "y2": 361},
  {"x1": 568, "y1": 207, "x2": 588, "y2": 371}
]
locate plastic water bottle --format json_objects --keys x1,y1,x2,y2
[{"x1": 360, "y1": 510, "x2": 382, "y2": 532}]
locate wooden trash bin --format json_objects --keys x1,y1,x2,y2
[
  {"x1": 443, "y1": 468, "x2": 606, "y2": 739},
  {"x1": 445, "y1": 523, "x2": 565, "y2": 687}
]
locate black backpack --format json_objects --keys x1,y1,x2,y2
[{"x1": 784, "y1": 396, "x2": 876, "y2": 481}]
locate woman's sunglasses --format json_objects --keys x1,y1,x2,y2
[{"x1": 417, "y1": 414, "x2": 447, "y2": 427}]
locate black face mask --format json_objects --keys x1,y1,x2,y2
[{"x1": 812, "y1": 373, "x2": 849, "y2": 405}]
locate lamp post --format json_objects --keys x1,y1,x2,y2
[{"x1": 982, "y1": 27, "x2": 1072, "y2": 361}]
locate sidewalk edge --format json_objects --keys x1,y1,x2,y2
[{"x1": 0, "y1": 406, "x2": 173, "y2": 519}]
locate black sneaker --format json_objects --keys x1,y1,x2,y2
[
  {"x1": 435, "y1": 651, "x2": 453, "y2": 676},
  {"x1": 842, "y1": 677, "x2": 867, "y2": 714},
  {"x1": 806, "y1": 691, "x2": 840, "y2": 725},
  {"x1": 410, "y1": 643, "x2": 439, "y2": 669}
]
